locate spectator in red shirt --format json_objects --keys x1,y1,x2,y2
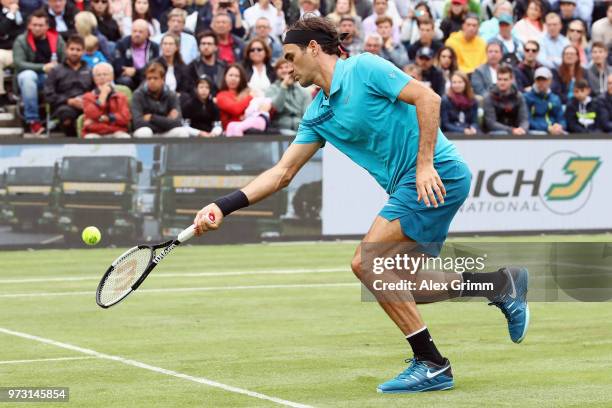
[
  {"x1": 82, "y1": 62, "x2": 131, "y2": 138},
  {"x1": 215, "y1": 63, "x2": 254, "y2": 130},
  {"x1": 211, "y1": 12, "x2": 244, "y2": 65}
]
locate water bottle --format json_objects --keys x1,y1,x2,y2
[
  {"x1": 211, "y1": 121, "x2": 223, "y2": 137},
  {"x1": 51, "y1": 53, "x2": 58, "y2": 63}
]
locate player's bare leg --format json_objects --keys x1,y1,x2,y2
[
  {"x1": 351, "y1": 215, "x2": 456, "y2": 393},
  {"x1": 351, "y1": 216, "x2": 461, "y2": 334}
]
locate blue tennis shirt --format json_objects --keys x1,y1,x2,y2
[{"x1": 294, "y1": 53, "x2": 463, "y2": 194}]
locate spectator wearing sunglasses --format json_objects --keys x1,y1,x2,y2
[
  {"x1": 566, "y1": 19, "x2": 589, "y2": 66},
  {"x1": 90, "y1": 0, "x2": 122, "y2": 43},
  {"x1": 538, "y1": 12, "x2": 569, "y2": 70},
  {"x1": 556, "y1": 0, "x2": 588, "y2": 36},
  {"x1": 242, "y1": 38, "x2": 275, "y2": 95},
  {"x1": 514, "y1": 39, "x2": 542, "y2": 92}
]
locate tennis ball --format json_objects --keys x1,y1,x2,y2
[{"x1": 82, "y1": 226, "x2": 101, "y2": 246}]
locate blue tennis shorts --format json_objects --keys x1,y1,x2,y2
[{"x1": 379, "y1": 160, "x2": 472, "y2": 257}]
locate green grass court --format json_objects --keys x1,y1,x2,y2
[{"x1": 1, "y1": 236, "x2": 612, "y2": 407}]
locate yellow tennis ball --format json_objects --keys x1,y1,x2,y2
[{"x1": 82, "y1": 226, "x2": 101, "y2": 246}]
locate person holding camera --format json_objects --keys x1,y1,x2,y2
[{"x1": 193, "y1": 0, "x2": 245, "y2": 38}]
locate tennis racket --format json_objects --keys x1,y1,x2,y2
[{"x1": 96, "y1": 213, "x2": 215, "y2": 308}]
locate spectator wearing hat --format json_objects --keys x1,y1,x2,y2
[
  {"x1": 596, "y1": 74, "x2": 612, "y2": 132},
  {"x1": 472, "y1": 41, "x2": 503, "y2": 97},
  {"x1": 180, "y1": 74, "x2": 220, "y2": 136},
  {"x1": 587, "y1": 42, "x2": 612, "y2": 97},
  {"x1": 512, "y1": 0, "x2": 545, "y2": 45},
  {"x1": 515, "y1": 39, "x2": 542, "y2": 92},
  {"x1": 483, "y1": 65, "x2": 529, "y2": 135},
  {"x1": 440, "y1": 0, "x2": 468, "y2": 41},
  {"x1": 445, "y1": 13, "x2": 486, "y2": 74},
  {"x1": 376, "y1": 15, "x2": 407, "y2": 68},
  {"x1": 495, "y1": 13, "x2": 523, "y2": 66},
  {"x1": 592, "y1": 3, "x2": 612, "y2": 49},
  {"x1": 565, "y1": 79, "x2": 602, "y2": 133},
  {"x1": 440, "y1": 70, "x2": 479, "y2": 135},
  {"x1": 524, "y1": 66, "x2": 565, "y2": 134},
  {"x1": 414, "y1": 46, "x2": 444, "y2": 96},
  {"x1": 479, "y1": 0, "x2": 513, "y2": 41},
  {"x1": 538, "y1": 12, "x2": 569, "y2": 70},
  {"x1": 557, "y1": 0, "x2": 587, "y2": 36},
  {"x1": 407, "y1": 19, "x2": 443, "y2": 61}
]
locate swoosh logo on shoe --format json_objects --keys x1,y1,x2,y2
[
  {"x1": 426, "y1": 366, "x2": 448, "y2": 379},
  {"x1": 506, "y1": 269, "x2": 517, "y2": 299}
]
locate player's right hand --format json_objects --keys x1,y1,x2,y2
[{"x1": 193, "y1": 204, "x2": 224, "y2": 236}]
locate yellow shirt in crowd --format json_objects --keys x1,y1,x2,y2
[{"x1": 445, "y1": 31, "x2": 487, "y2": 74}]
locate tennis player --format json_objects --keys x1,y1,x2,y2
[{"x1": 194, "y1": 17, "x2": 529, "y2": 394}]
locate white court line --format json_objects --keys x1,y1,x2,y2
[
  {"x1": 0, "y1": 268, "x2": 348, "y2": 284},
  {"x1": 40, "y1": 235, "x2": 64, "y2": 245},
  {"x1": 0, "y1": 327, "x2": 312, "y2": 408},
  {"x1": 0, "y1": 356, "x2": 96, "y2": 365},
  {"x1": 0, "y1": 282, "x2": 360, "y2": 298}
]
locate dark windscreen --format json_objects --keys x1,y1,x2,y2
[
  {"x1": 6, "y1": 167, "x2": 55, "y2": 185},
  {"x1": 166, "y1": 143, "x2": 279, "y2": 173},
  {"x1": 61, "y1": 157, "x2": 130, "y2": 181}
]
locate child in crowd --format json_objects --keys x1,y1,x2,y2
[
  {"x1": 225, "y1": 96, "x2": 272, "y2": 137},
  {"x1": 565, "y1": 79, "x2": 602, "y2": 132},
  {"x1": 82, "y1": 35, "x2": 108, "y2": 68},
  {"x1": 181, "y1": 75, "x2": 222, "y2": 137}
]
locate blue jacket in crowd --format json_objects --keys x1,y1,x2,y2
[{"x1": 524, "y1": 87, "x2": 566, "y2": 131}]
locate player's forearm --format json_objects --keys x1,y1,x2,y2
[
  {"x1": 241, "y1": 165, "x2": 292, "y2": 205},
  {"x1": 415, "y1": 93, "x2": 441, "y2": 166}
]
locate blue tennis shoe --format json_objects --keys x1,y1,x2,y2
[
  {"x1": 489, "y1": 267, "x2": 530, "y2": 343},
  {"x1": 377, "y1": 358, "x2": 454, "y2": 394}
]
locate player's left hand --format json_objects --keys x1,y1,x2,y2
[
  {"x1": 416, "y1": 163, "x2": 446, "y2": 208},
  {"x1": 193, "y1": 204, "x2": 224, "y2": 236}
]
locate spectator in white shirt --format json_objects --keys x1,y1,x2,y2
[{"x1": 243, "y1": 0, "x2": 285, "y2": 38}]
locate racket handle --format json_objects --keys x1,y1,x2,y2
[
  {"x1": 178, "y1": 213, "x2": 216, "y2": 243},
  {"x1": 177, "y1": 225, "x2": 195, "y2": 243}
]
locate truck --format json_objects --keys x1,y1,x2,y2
[
  {"x1": 55, "y1": 145, "x2": 143, "y2": 243},
  {"x1": 152, "y1": 140, "x2": 287, "y2": 241},
  {"x1": 3, "y1": 148, "x2": 63, "y2": 231}
]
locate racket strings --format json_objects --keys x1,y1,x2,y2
[{"x1": 99, "y1": 248, "x2": 152, "y2": 306}]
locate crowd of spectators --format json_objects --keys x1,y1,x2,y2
[{"x1": 0, "y1": 0, "x2": 611, "y2": 137}]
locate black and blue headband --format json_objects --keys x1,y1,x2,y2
[{"x1": 283, "y1": 30, "x2": 349, "y2": 46}]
